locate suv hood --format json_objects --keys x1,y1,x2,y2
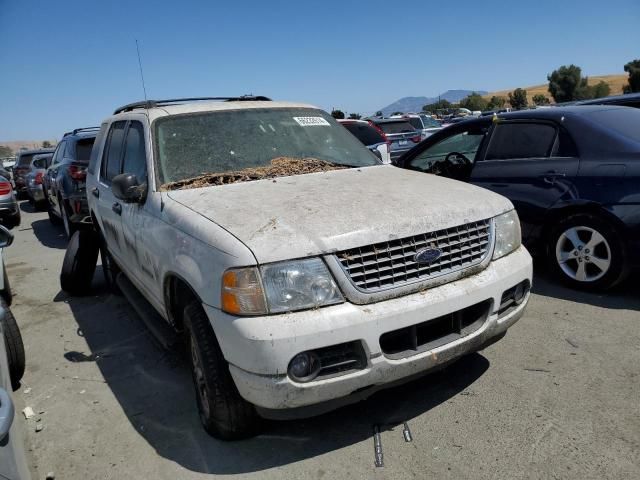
[{"x1": 166, "y1": 165, "x2": 512, "y2": 264}]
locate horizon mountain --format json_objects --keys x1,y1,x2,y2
[{"x1": 378, "y1": 89, "x2": 488, "y2": 115}]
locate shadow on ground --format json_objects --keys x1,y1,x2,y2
[
  {"x1": 30, "y1": 219, "x2": 67, "y2": 249},
  {"x1": 56, "y1": 272, "x2": 489, "y2": 474},
  {"x1": 531, "y1": 258, "x2": 640, "y2": 311}
]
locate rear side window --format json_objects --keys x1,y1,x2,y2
[
  {"x1": 101, "y1": 121, "x2": 127, "y2": 182},
  {"x1": 485, "y1": 123, "x2": 556, "y2": 160},
  {"x1": 122, "y1": 122, "x2": 147, "y2": 181},
  {"x1": 375, "y1": 121, "x2": 416, "y2": 134},
  {"x1": 75, "y1": 138, "x2": 96, "y2": 162},
  {"x1": 585, "y1": 108, "x2": 640, "y2": 143},
  {"x1": 342, "y1": 123, "x2": 385, "y2": 146},
  {"x1": 33, "y1": 158, "x2": 47, "y2": 168}
]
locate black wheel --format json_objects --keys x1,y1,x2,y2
[
  {"x1": 100, "y1": 240, "x2": 121, "y2": 295},
  {"x1": 61, "y1": 200, "x2": 76, "y2": 239},
  {"x1": 184, "y1": 301, "x2": 259, "y2": 440},
  {"x1": 48, "y1": 206, "x2": 62, "y2": 226},
  {"x1": 60, "y1": 230, "x2": 99, "y2": 296},
  {"x1": 1, "y1": 298, "x2": 26, "y2": 389},
  {"x1": 549, "y1": 213, "x2": 627, "y2": 291}
]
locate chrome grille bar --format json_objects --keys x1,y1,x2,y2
[{"x1": 336, "y1": 219, "x2": 493, "y2": 292}]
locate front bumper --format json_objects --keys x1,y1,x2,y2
[{"x1": 207, "y1": 246, "x2": 532, "y2": 413}]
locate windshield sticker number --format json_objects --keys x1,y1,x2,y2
[{"x1": 293, "y1": 116, "x2": 331, "y2": 127}]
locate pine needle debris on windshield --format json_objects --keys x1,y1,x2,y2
[{"x1": 161, "y1": 157, "x2": 348, "y2": 191}]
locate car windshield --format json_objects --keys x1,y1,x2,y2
[
  {"x1": 154, "y1": 107, "x2": 379, "y2": 188},
  {"x1": 420, "y1": 116, "x2": 441, "y2": 128}
]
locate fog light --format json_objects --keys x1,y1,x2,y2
[
  {"x1": 288, "y1": 351, "x2": 321, "y2": 382},
  {"x1": 513, "y1": 281, "x2": 529, "y2": 305}
]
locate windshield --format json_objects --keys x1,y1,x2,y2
[
  {"x1": 420, "y1": 115, "x2": 441, "y2": 128},
  {"x1": 154, "y1": 107, "x2": 379, "y2": 187}
]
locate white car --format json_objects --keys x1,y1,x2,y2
[
  {"x1": 63, "y1": 96, "x2": 532, "y2": 440},
  {"x1": 391, "y1": 113, "x2": 443, "y2": 140}
]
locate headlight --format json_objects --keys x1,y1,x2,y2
[
  {"x1": 221, "y1": 258, "x2": 344, "y2": 315},
  {"x1": 493, "y1": 209, "x2": 521, "y2": 259}
]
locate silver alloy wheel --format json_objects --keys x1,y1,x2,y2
[
  {"x1": 190, "y1": 336, "x2": 210, "y2": 420},
  {"x1": 555, "y1": 226, "x2": 611, "y2": 282}
]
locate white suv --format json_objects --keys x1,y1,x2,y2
[{"x1": 66, "y1": 96, "x2": 532, "y2": 439}]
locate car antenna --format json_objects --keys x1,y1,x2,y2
[{"x1": 135, "y1": 39, "x2": 148, "y2": 104}]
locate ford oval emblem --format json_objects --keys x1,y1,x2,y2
[{"x1": 414, "y1": 247, "x2": 442, "y2": 264}]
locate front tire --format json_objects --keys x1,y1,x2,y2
[
  {"x1": 549, "y1": 213, "x2": 627, "y2": 291},
  {"x1": 60, "y1": 230, "x2": 99, "y2": 296},
  {"x1": 0, "y1": 298, "x2": 26, "y2": 388},
  {"x1": 183, "y1": 301, "x2": 259, "y2": 440}
]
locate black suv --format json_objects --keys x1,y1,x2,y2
[
  {"x1": 44, "y1": 128, "x2": 99, "y2": 237},
  {"x1": 397, "y1": 105, "x2": 640, "y2": 291}
]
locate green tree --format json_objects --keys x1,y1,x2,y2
[
  {"x1": 589, "y1": 81, "x2": 610, "y2": 99},
  {"x1": 547, "y1": 65, "x2": 589, "y2": 102},
  {"x1": 486, "y1": 96, "x2": 506, "y2": 110},
  {"x1": 459, "y1": 92, "x2": 488, "y2": 112},
  {"x1": 422, "y1": 99, "x2": 451, "y2": 113},
  {"x1": 42, "y1": 140, "x2": 53, "y2": 148},
  {"x1": 0, "y1": 146, "x2": 12, "y2": 158},
  {"x1": 623, "y1": 59, "x2": 640, "y2": 93},
  {"x1": 532, "y1": 94, "x2": 550, "y2": 105},
  {"x1": 331, "y1": 109, "x2": 345, "y2": 119},
  {"x1": 348, "y1": 113, "x2": 362, "y2": 120},
  {"x1": 508, "y1": 88, "x2": 528, "y2": 110}
]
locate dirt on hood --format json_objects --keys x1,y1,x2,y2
[{"x1": 160, "y1": 157, "x2": 348, "y2": 191}]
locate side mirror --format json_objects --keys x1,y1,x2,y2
[
  {"x1": 0, "y1": 225, "x2": 14, "y2": 248},
  {"x1": 112, "y1": 173, "x2": 147, "y2": 203}
]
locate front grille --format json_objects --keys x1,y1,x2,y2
[{"x1": 336, "y1": 219, "x2": 492, "y2": 292}]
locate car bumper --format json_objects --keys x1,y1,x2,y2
[
  {"x1": 207, "y1": 246, "x2": 532, "y2": 413},
  {"x1": 0, "y1": 198, "x2": 19, "y2": 218},
  {"x1": 27, "y1": 185, "x2": 45, "y2": 201}
]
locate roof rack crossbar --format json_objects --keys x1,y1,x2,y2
[
  {"x1": 113, "y1": 95, "x2": 271, "y2": 114},
  {"x1": 63, "y1": 127, "x2": 101, "y2": 137}
]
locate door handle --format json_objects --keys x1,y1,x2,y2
[
  {"x1": 91, "y1": 187, "x2": 99, "y2": 198},
  {"x1": 112, "y1": 202, "x2": 122, "y2": 215}
]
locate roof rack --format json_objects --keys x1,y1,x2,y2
[
  {"x1": 63, "y1": 127, "x2": 100, "y2": 137},
  {"x1": 113, "y1": 95, "x2": 272, "y2": 115}
]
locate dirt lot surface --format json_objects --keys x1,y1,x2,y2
[{"x1": 6, "y1": 203, "x2": 640, "y2": 480}]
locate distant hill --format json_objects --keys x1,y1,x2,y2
[
  {"x1": 483, "y1": 74, "x2": 627, "y2": 104},
  {"x1": 0, "y1": 140, "x2": 57, "y2": 155},
  {"x1": 379, "y1": 89, "x2": 488, "y2": 116}
]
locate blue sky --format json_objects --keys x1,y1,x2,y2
[{"x1": 1, "y1": 0, "x2": 638, "y2": 140}]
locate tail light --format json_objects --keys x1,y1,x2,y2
[
  {"x1": 68, "y1": 165, "x2": 87, "y2": 181},
  {"x1": 0, "y1": 181, "x2": 12, "y2": 195},
  {"x1": 35, "y1": 172, "x2": 44, "y2": 185},
  {"x1": 411, "y1": 134, "x2": 422, "y2": 143}
]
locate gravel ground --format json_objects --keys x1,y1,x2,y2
[{"x1": 6, "y1": 203, "x2": 640, "y2": 480}]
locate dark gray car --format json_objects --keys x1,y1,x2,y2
[{"x1": 12, "y1": 149, "x2": 55, "y2": 199}]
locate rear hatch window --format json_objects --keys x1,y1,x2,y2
[
  {"x1": 407, "y1": 118, "x2": 423, "y2": 130},
  {"x1": 375, "y1": 121, "x2": 417, "y2": 135},
  {"x1": 342, "y1": 122, "x2": 385, "y2": 146},
  {"x1": 18, "y1": 154, "x2": 35, "y2": 166},
  {"x1": 75, "y1": 138, "x2": 96, "y2": 162}
]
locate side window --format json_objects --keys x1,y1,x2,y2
[
  {"x1": 101, "y1": 121, "x2": 127, "y2": 182},
  {"x1": 51, "y1": 141, "x2": 65, "y2": 165},
  {"x1": 551, "y1": 128, "x2": 579, "y2": 157},
  {"x1": 485, "y1": 123, "x2": 556, "y2": 160},
  {"x1": 122, "y1": 122, "x2": 147, "y2": 182},
  {"x1": 408, "y1": 130, "x2": 486, "y2": 178}
]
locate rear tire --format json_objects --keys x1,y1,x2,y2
[
  {"x1": 0, "y1": 298, "x2": 26, "y2": 389},
  {"x1": 61, "y1": 201, "x2": 76, "y2": 239},
  {"x1": 60, "y1": 230, "x2": 99, "y2": 296},
  {"x1": 548, "y1": 213, "x2": 627, "y2": 291},
  {"x1": 48, "y1": 206, "x2": 62, "y2": 226},
  {"x1": 100, "y1": 240, "x2": 122, "y2": 295},
  {"x1": 184, "y1": 301, "x2": 260, "y2": 440}
]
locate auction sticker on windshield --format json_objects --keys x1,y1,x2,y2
[{"x1": 293, "y1": 116, "x2": 331, "y2": 126}]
